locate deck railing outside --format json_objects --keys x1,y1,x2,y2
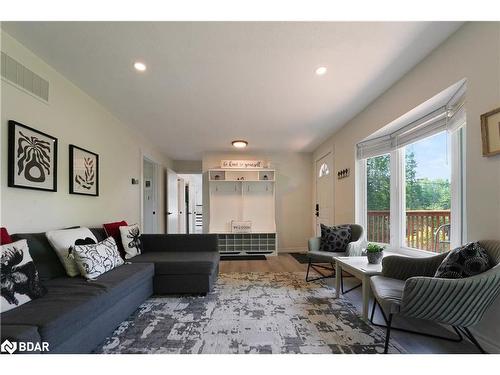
[{"x1": 367, "y1": 210, "x2": 451, "y2": 253}]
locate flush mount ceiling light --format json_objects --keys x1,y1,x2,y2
[
  {"x1": 133, "y1": 61, "x2": 147, "y2": 72},
  {"x1": 315, "y1": 66, "x2": 327, "y2": 76},
  {"x1": 232, "y1": 140, "x2": 248, "y2": 149}
]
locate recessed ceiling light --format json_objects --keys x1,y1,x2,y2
[
  {"x1": 232, "y1": 140, "x2": 248, "y2": 149},
  {"x1": 315, "y1": 66, "x2": 327, "y2": 76},
  {"x1": 134, "y1": 62, "x2": 147, "y2": 72}
]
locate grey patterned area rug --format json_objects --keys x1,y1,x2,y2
[{"x1": 95, "y1": 272, "x2": 405, "y2": 354}]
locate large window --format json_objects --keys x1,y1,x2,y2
[
  {"x1": 366, "y1": 154, "x2": 391, "y2": 244},
  {"x1": 357, "y1": 83, "x2": 466, "y2": 253},
  {"x1": 404, "y1": 132, "x2": 451, "y2": 252}
]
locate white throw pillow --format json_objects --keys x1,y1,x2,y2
[
  {"x1": 72, "y1": 237, "x2": 124, "y2": 279},
  {"x1": 119, "y1": 224, "x2": 142, "y2": 259},
  {"x1": 45, "y1": 227, "x2": 98, "y2": 277},
  {"x1": 1, "y1": 239, "x2": 46, "y2": 313}
]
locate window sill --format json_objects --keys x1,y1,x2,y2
[{"x1": 391, "y1": 246, "x2": 439, "y2": 258}]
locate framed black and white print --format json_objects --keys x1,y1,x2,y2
[
  {"x1": 69, "y1": 145, "x2": 99, "y2": 196},
  {"x1": 8, "y1": 120, "x2": 58, "y2": 192}
]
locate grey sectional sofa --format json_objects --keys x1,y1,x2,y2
[{"x1": 1, "y1": 228, "x2": 219, "y2": 354}]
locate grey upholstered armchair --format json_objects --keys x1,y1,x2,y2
[
  {"x1": 370, "y1": 240, "x2": 500, "y2": 353},
  {"x1": 306, "y1": 224, "x2": 367, "y2": 282}
]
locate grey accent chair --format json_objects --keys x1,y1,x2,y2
[
  {"x1": 306, "y1": 224, "x2": 366, "y2": 285},
  {"x1": 370, "y1": 240, "x2": 500, "y2": 353}
]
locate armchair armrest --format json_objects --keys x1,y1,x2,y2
[
  {"x1": 308, "y1": 236, "x2": 366, "y2": 256},
  {"x1": 346, "y1": 237, "x2": 367, "y2": 256},
  {"x1": 381, "y1": 253, "x2": 447, "y2": 280},
  {"x1": 308, "y1": 237, "x2": 321, "y2": 252},
  {"x1": 141, "y1": 234, "x2": 218, "y2": 253},
  {"x1": 400, "y1": 266, "x2": 500, "y2": 327}
]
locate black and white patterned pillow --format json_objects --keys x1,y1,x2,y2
[
  {"x1": 1, "y1": 239, "x2": 46, "y2": 313},
  {"x1": 319, "y1": 224, "x2": 352, "y2": 252},
  {"x1": 434, "y1": 242, "x2": 492, "y2": 279},
  {"x1": 119, "y1": 224, "x2": 142, "y2": 260},
  {"x1": 72, "y1": 237, "x2": 124, "y2": 280},
  {"x1": 45, "y1": 227, "x2": 98, "y2": 277}
]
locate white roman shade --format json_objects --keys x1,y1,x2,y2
[{"x1": 357, "y1": 81, "x2": 466, "y2": 159}]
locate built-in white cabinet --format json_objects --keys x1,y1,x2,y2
[{"x1": 208, "y1": 168, "x2": 277, "y2": 256}]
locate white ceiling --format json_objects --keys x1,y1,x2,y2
[{"x1": 2, "y1": 22, "x2": 462, "y2": 160}]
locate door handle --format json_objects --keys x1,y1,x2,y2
[{"x1": 167, "y1": 212, "x2": 173, "y2": 215}]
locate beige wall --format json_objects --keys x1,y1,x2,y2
[
  {"x1": 1, "y1": 31, "x2": 172, "y2": 233},
  {"x1": 313, "y1": 22, "x2": 500, "y2": 351},
  {"x1": 202, "y1": 151, "x2": 313, "y2": 252}
]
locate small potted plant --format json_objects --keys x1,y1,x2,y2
[{"x1": 366, "y1": 243, "x2": 385, "y2": 264}]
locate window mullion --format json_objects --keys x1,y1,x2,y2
[
  {"x1": 450, "y1": 127, "x2": 465, "y2": 248},
  {"x1": 389, "y1": 148, "x2": 405, "y2": 249},
  {"x1": 356, "y1": 159, "x2": 367, "y2": 230}
]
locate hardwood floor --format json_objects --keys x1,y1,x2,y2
[
  {"x1": 219, "y1": 253, "x2": 307, "y2": 273},
  {"x1": 219, "y1": 253, "x2": 479, "y2": 354}
]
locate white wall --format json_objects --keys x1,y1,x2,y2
[
  {"x1": 203, "y1": 151, "x2": 313, "y2": 252},
  {"x1": 313, "y1": 22, "x2": 500, "y2": 351},
  {"x1": 1, "y1": 31, "x2": 172, "y2": 233}
]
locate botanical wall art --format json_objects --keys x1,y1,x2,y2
[
  {"x1": 8, "y1": 120, "x2": 58, "y2": 192},
  {"x1": 69, "y1": 145, "x2": 99, "y2": 196},
  {"x1": 480, "y1": 107, "x2": 500, "y2": 156}
]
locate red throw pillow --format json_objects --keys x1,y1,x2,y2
[
  {"x1": 1, "y1": 227, "x2": 13, "y2": 245},
  {"x1": 103, "y1": 221, "x2": 128, "y2": 257}
]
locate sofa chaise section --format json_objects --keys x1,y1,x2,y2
[{"x1": 131, "y1": 234, "x2": 219, "y2": 294}]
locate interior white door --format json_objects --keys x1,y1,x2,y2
[
  {"x1": 178, "y1": 178, "x2": 187, "y2": 234},
  {"x1": 315, "y1": 152, "x2": 334, "y2": 235},
  {"x1": 166, "y1": 169, "x2": 179, "y2": 234},
  {"x1": 143, "y1": 158, "x2": 158, "y2": 234},
  {"x1": 187, "y1": 180, "x2": 196, "y2": 233}
]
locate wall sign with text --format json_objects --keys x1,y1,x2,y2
[
  {"x1": 221, "y1": 160, "x2": 266, "y2": 169},
  {"x1": 231, "y1": 221, "x2": 252, "y2": 233}
]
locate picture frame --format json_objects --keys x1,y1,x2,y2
[
  {"x1": 480, "y1": 107, "x2": 500, "y2": 157},
  {"x1": 69, "y1": 145, "x2": 99, "y2": 196},
  {"x1": 8, "y1": 120, "x2": 58, "y2": 192}
]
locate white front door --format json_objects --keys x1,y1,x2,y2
[
  {"x1": 315, "y1": 152, "x2": 334, "y2": 235},
  {"x1": 166, "y1": 169, "x2": 179, "y2": 234}
]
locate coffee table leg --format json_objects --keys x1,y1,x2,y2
[
  {"x1": 335, "y1": 261, "x2": 341, "y2": 298},
  {"x1": 362, "y1": 275, "x2": 371, "y2": 319}
]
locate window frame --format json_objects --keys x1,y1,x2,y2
[{"x1": 357, "y1": 127, "x2": 465, "y2": 254}]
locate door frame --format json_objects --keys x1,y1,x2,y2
[
  {"x1": 140, "y1": 152, "x2": 161, "y2": 233},
  {"x1": 313, "y1": 149, "x2": 335, "y2": 236}
]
